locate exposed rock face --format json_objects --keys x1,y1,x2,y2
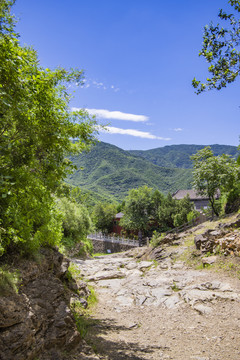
[
  {"x1": 194, "y1": 215, "x2": 240, "y2": 255},
  {"x1": 0, "y1": 248, "x2": 95, "y2": 360}
]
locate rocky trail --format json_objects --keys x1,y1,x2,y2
[{"x1": 72, "y1": 243, "x2": 240, "y2": 359}]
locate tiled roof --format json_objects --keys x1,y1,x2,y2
[{"x1": 172, "y1": 189, "x2": 209, "y2": 200}]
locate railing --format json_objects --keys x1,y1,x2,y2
[
  {"x1": 164, "y1": 220, "x2": 199, "y2": 235},
  {"x1": 87, "y1": 233, "x2": 139, "y2": 247}
]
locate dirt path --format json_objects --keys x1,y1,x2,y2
[{"x1": 72, "y1": 251, "x2": 240, "y2": 360}]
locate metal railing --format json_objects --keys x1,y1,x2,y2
[{"x1": 87, "y1": 233, "x2": 139, "y2": 247}]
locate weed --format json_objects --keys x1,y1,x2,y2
[
  {"x1": 171, "y1": 281, "x2": 180, "y2": 292},
  {"x1": 205, "y1": 251, "x2": 213, "y2": 257},
  {"x1": 0, "y1": 267, "x2": 20, "y2": 296},
  {"x1": 87, "y1": 285, "x2": 98, "y2": 308},
  {"x1": 150, "y1": 231, "x2": 166, "y2": 248},
  {"x1": 92, "y1": 252, "x2": 114, "y2": 257},
  {"x1": 71, "y1": 285, "x2": 98, "y2": 339},
  {"x1": 152, "y1": 259, "x2": 158, "y2": 268},
  {"x1": 66, "y1": 263, "x2": 82, "y2": 281}
]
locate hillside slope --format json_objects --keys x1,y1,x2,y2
[{"x1": 66, "y1": 142, "x2": 192, "y2": 201}]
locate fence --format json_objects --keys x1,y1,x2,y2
[
  {"x1": 87, "y1": 233, "x2": 139, "y2": 247},
  {"x1": 164, "y1": 211, "x2": 232, "y2": 236}
]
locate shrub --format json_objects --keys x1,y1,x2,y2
[
  {"x1": 58, "y1": 197, "x2": 92, "y2": 241},
  {"x1": 150, "y1": 231, "x2": 165, "y2": 248},
  {"x1": 0, "y1": 267, "x2": 20, "y2": 296}
]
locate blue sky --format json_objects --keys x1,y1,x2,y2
[{"x1": 13, "y1": 0, "x2": 239, "y2": 150}]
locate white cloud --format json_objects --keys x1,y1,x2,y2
[
  {"x1": 83, "y1": 108, "x2": 149, "y2": 122},
  {"x1": 173, "y1": 128, "x2": 183, "y2": 132},
  {"x1": 81, "y1": 78, "x2": 120, "y2": 92},
  {"x1": 99, "y1": 126, "x2": 171, "y2": 140},
  {"x1": 111, "y1": 85, "x2": 120, "y2": 92}
]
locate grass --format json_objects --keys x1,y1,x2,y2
[
  {"x1": 214, "y1": 257, "x2": 240, "y2": 279},
  {"x1": 59, "y1": 237, "x2": 93, "y2": 258},
  {"x1": 92, "y1": 252, "x2": 112, "y2": 257},
  {"x1": 174, "y1": 213, "x2": 240, "y2": 279},
  {"x1": 171, "y1": 281, "x2": 181, "y2": 292},
  {"x1": 150, "y1": 232, "x2": 166, "y2": 248},
  {"x1": 71, "y1": 285, "x2": 98, "y2": 338},
  {"x1": 67, "y1": 261, "x2": 98, "y2": 339},
  {"x1": 0, "y1": 266, "x2": 20, "y2": 296}
]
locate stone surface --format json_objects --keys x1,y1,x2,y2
[
  {"x1": 202, "y1": 255, "x2": 218, "y2": 266},
  {"x1": 72, "y1": 240, "x2": 240, "y2": 359},
  {"x1": 0, "y1": 248, "x2": 99, "y2": 360}
]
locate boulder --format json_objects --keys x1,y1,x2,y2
[
  {"x1": 194, "y1": 234, "x2": 206, "y2": 250},
  {"x1": 202, "y1": 256, "x2": 218, "y2": 267}
]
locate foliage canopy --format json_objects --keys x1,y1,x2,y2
[
  {"x1": 92, "y1": 202, "x2": 117, "y2": 234},
  {"x1": 191, "y1": 147, "x2": 239, "y2": 216},
  {"x1": 193, "y1": 0, "x2": 240, "y2": 93},
  {"x1": 120, "y1": 186, "x2": 194, "y2": 236},
  {"x1": 0, "y1": 1, "x2": 97, "y2": 255}
]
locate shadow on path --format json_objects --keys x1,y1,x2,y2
[{"x1": 86, "y1": 317, "x2": 168, "y2": 360}]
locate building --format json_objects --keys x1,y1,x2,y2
[
  {"x1": 112, "y1": 212, "x2": 124, "y2": 235},
  {"x1": 172, "y1": 189, "x2": 210, "y2": 211}
]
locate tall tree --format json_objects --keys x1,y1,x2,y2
[
  {"x1": 120, "y1": 186, "x2": 153, "y2": 236},
  {"x1": 92, "y1": 202, "x2": 117, "y2": 234},
  {"x1": 191, "y1": 147, "x2": 238, "y2": 216},
  {"x1": 0, "y1": 1, "x2": 97, "y2": 255},
  {"x1": 192, "y1": 0, "x2": 240, "y2": 93}
]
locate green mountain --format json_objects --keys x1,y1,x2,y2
[
  {"x1": 66, "y1": 142, "x2": 239, "y2": 203},
  {"x1": 66, "y1": 142, "x2": 193, "y2": 202},
  {"x1": 129, "y1": 144, "x2": 239, "y2": 169}
]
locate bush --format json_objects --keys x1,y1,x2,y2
[
  {"x1": 150, "y1": 231, "x2": 166, "y2": 248},
  {"x1": 58, "y1": 197, "x2": 92, "y2": 241},
  {"x1": 187, "y1": 210, "x2": 200, "y2": 223},
  {"x1": 0, "y1": 267, "x2": 20, "y2": 296},
  {"x1": 57, "y1": 197, "x2": 93, "y2": 256}
]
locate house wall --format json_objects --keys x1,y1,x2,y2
[
  {"x1": 193, "y1": 199, "x2": 209, "y2": 210},
  {"x1": 112, "y1": 219, "x2": 122, "y2": 235}
]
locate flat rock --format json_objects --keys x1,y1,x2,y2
[
  {"x1": 202, "y1": 256, "x2": 217, "y2": 266},
  {"x1": 163, "y1": 294, "x2": 183, "y2": 309},
  {"x1": 137, "y1": 261, "x2": 153, "y2": 271},
  {"x1": 87, "y1": 270, "x2": 126, "y2": 282},
  {"x1": 193, "y1": 304, "x2": 213, "y2": 315}
]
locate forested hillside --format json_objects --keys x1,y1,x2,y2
[
  {"x1": 66, "y1": 142, "x2": 239, "y2": 202},
  {"x1": 129, "y1": 144, "x2": 239, "y2": 169},
  {"x1": 66, "y1": 142, "x2": 193, "y2": 201}
]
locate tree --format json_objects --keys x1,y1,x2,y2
[
  {"x1": 0, "y1": 1, "x2": 97, "y2": 255},
  {"x1": 191, "y1": 147, "x2": 238, "y2": 216},
  {"x1": 92, "y1": 202, "x2": 117, "y2": 234},
  {"x1": 120, "y1": 186, "x2": 195, "y2": 235},
  {"x1": 120, "y1": 186, "x2": 153, "y2": 236},
  {"x1": 192, "y1": 0, "x2": 240, "y2": 93},
  {"x1": 57, "y1": 197, "x2": 92, "y2": 241},
  {"x1": 173, "y1": 195, "x2": 193, "y2": 227},
  {"x1": 157, "y1": 193, "x2": 177, "y2": 230}
]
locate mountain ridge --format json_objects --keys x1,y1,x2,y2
[
  {"x1": 66, "y1": 142, "x2": 239, "y2": 202},
  {"x1": 128, "y1": 143, "x2": 239, "y2": 169}
]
